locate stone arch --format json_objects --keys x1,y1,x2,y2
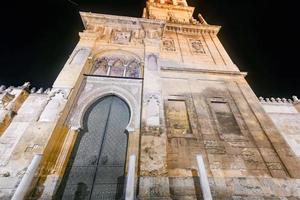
[
  {"x1": 110, "y1": 59, "x2": 125, "y2": 76},
  {"x1": 92, "y1": 58, "x2": 109, "y2": 75},
  {"x1": 70, "y1": 85, "x2": 139, "y2": 132},
  {"x1": 126, "y1": 60, "x2": 141, "y2": 78},
  {"x1": 92, "y1": 49, "x2": 142, "y2": 63},
  {"x1": 90, "y1": 49, "x2": 143, "y2": 78},
  {"x1": 58, "y1": 95, "x2": 130, "y2": 199},
  {"x1": 147, "y1": 54, "x2": 158, "y2": 71}
]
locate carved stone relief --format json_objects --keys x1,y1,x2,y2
[
  {"x1": 145, "y1": 28, "x2": 162, "y2": 40},
  {"x1": 144, "y1": 92, "x2": 161, "y2": 127},
  {"x1": 92, "y1": 53, "x2": 142, "y2": 78},
  {"x1": 162, "y1": 38, "x2": 176, "y2": 51},
  {"x1": 112, "y1": 30, "x2": 131, "y2": 44},
  {"x1": 188, "y1": 39, "x2": 206, "y2": 54},
  {"x1": 167, "y1": 12, "x2": 179, "y2": 23}
]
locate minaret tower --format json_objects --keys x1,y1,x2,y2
[
  {"x1": 1, "y1": 0, "x2": 300, "y2": 199},
  {"x1": 143, "y1": 0, "x2": 192, "y2": 23}
]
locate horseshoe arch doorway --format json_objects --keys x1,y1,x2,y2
[{"x1": 56, "y1": 95, "x2": 130, "y2": 199}]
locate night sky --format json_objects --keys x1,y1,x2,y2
[{"x1": 0, "y1": 0, "x2": 299, "y2": 98}]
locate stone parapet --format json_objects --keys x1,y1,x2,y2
[
  {"x1": 261, "y1": 96, "x2": 300, "y2": 157},
  {"x1": 0, "y1": 83, "x2": 30, "y2": 135},
  {"x1": 259, "y1": 96, "x2": 299, "y2": 105}
]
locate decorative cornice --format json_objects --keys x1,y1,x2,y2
[
  {"x1": 80, "y1": 11, "x2": 220, "y2": 39},
  {"x1": 80, "y1": 12, "x2": 165, "y2": 30},
  {"x1": 161, "y1": 66, "x2": 247, "y2": 76},
  {"x1": 165, "y1": 23, "x2": 221, "y2": 35},
  {"x1": 79, "y1": 32, "x2": 99, "y2": 41}
]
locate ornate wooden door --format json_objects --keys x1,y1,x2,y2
[{"x1": 57, "y1": 95, "x2": 130, "y2": 199}]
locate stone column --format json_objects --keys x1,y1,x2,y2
[
  {"x1": 126, "y1": 155, "x2": 136, "y2": 200},
  {"x1": 12, "y1": 154, "x2": 43, "y2": 200},
  {"x1": 127, "y1": 130, "x2": 140, "y2": 173},
  {"x1": 196, "y1": 155, "x2": 212, "y2": 200}
]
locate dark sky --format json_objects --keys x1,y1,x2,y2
[{"x1": 0, "y1": 0, "x2": 299, "y2": 97}]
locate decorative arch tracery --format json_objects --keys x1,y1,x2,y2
[
  {"x1": 69, "y1": 85, "x2": 140, "y2": 132},
  {"x1": 91, "y1": 50, "x2": 143, "y2": 78}
]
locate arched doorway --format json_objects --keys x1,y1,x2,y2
[{"x1": 57, "y1": 95, "x2": 130, "y2": 199}]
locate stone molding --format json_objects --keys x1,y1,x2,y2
[
  {"x1": 68, "y1": 77, "x2": 142, "y2": 132},
  {"x1": 165, "y1": 23, "x2": 220, "y2": 35},
  {"x1": 160, "y1": 66, "x2": 246, "y2": 76},
  {"x1": 147, "y1": 2, "x2": 194, "y2": 12},
  {"x1": 80, "y1": 12, "x2": 165, "y2": 29}
]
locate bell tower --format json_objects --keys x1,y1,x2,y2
[
  {"x1": 1, "y1": 0, "x2": 300, "y2": 199},
  {"x1": 143, "y1": 0, "x2": 193, "y2": 23}
]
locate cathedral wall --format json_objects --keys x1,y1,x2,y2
[
  {"x1": 140, "y1": 67, "x2": 300, "y2": 199},
  {"x1": 1, "y1": 9, "x2": 300, "y2": 199},
  {"x1": 0, "y1": 91, "x2": 56, "y2": 199},
  {"x1": 0, "y1": 35, "x2": 94, "y2": 199},
  {"x1": 160, "y1": 31, "x2": 238, "y2": 72},
  {"x1": 261, "y1": 101, "x2": 300, "y2": 157},
  {"x1": 0, "y1": 86, "x2": 29, "y2": 135}
]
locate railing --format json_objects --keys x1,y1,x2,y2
[{"x1": 196, "y1": 155, "x2": 213, "y2": 200}]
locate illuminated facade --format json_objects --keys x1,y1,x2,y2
[{"x1": 1, "y1": 0, "x2": 300, "y2": 199}]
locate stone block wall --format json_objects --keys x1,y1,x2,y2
[
  {"x1": 0, "y1": 86, "x2": 53, "y2": 199},
  {"x1": 0, "y1": 83, "x2": 30, "y2": 135},
  {"x1": 261, "y1": 97, "x2": 300, "y2": 157}
]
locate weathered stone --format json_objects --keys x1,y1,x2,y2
[{"x1": 1, "y1": 0, "x2": 300, "y2": 199}]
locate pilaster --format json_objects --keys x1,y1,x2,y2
[{"x1": 38, "y1": 127, "x2": 79, "y2": 199}]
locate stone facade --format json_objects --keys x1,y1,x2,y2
[{"x1": 0, "y1": 0, "x2": 300, "y2": 199}]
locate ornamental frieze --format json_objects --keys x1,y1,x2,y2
[{"x1": 162, "y1": 38, "x2": 176, "y2": 51}]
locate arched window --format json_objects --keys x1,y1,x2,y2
[
  {"x1": 91, "y1": 50, "x2": 142, "y2": 78},
  {"x1": 110, "y1": 59, "x2": 125, "y2": 77},
  {"x1": 126, "y1": 61, "x2": 140, "y2": 78},
  {"x1": 93, "y1": 58, "x2": 109, "y2": 75},
  {"x1": 147, "y1": 54, "x2": 158, "y2": 71}
]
